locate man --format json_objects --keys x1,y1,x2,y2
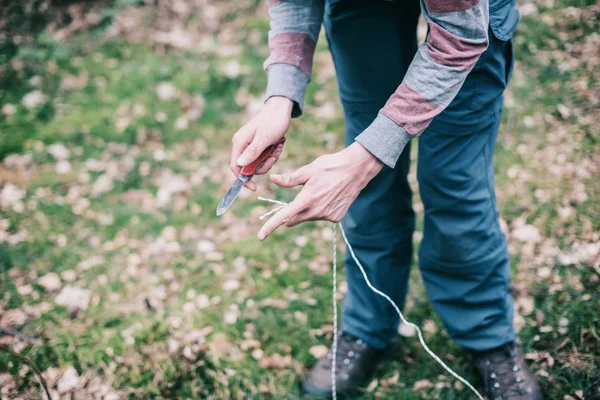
[{"x1": 229, "y1": 0, "x2": 542, "y2": 398}]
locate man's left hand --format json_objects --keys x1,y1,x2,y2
[{"x1": 258, "y1": 142, "x2": 384, "y2": 240}]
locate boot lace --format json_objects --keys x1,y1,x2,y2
[
  {"x1": 321, "y1": 333, "x2": 367, "y2": 381},
  {"x1": 480, "y1": 345, "x2": 531, "y2": 399}
]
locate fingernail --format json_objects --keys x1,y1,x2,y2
[
  {"x1": 237, "y1": 155, "x2": 248, "y2": 166},
  {"x1": 258, "y1": 231, "x2": 265, "y2": 240},
  {"x1": 271, "y1": 174, "x2": 280, "y2": 180}
]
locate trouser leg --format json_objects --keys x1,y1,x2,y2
[
  {"x1": 324, "y1": 0, "x2": 420, "y2": 348},
  {"x1": 417, "y1": 31, "x2": 516, "y2": 351}
]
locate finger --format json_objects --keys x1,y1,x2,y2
[
  {"x1": 237, "y1": 134, "x2": 269, "y2": 167},
  {"x1": 230, "y1": 125, "x2": 255, "y2": 176},
  {"x1": 230, "y1": 162, "x2": 241, "y2": 177},
  {"x1": 256, "y1": 142, "x2": 284, "y2": 175},
  {"x1": 255, "y1": 155, "x2": 278, "y2": 176},
  {"x1": 270, "y1": 165, "x2": 311, "y2": 188},
  {"x1": 285, "y1": 209, "x2": 312, "y2": 227},
  {"x1": 244, "y1": 179, "x2": 256, "y2": 191},
  {"x1": 258, "y1": 200, "x2": 305, "y2": 240}
]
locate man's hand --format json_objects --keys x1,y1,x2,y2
[
  {"x1": 230, "y1": 96, "x2": 293, "y2": 191},
  {"x1": 258, "y1": 142, "x2": 384, "y2": 240}
]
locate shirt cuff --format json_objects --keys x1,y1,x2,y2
[
  {"x1": 355, "y1": 112, "x2": 414, "y2": 169},
  {"x1": 264, "y1": 63, "x2": 309, "y2": 118}
]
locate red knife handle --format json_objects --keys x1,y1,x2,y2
[{"x1": 240, "y1": 137, "x2": 286, "y2": 177}]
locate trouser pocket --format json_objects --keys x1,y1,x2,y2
[{"x1": 427, "y1": 27, "x2": 512, "y2": 135}]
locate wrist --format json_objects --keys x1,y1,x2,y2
[
  {"x1": 347, "y1": 142, "x2": 384, "y2": 178},
  {"x1": 265, "y1": 96, "x2": 294, "y2": 116}
]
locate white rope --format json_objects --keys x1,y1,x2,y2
[
  {"x1": 339, "y1": 226, "x2": 484, "y2": 399},
  {"x1": 257, "y1": 196, "x2": 287, "y2": 220},
  {"x1": 257, "y1": 196, "x2": 288, "y2": 207},
  {"x1": 332, "y1": 222, "x2": 338, "y2": 400},
  {"x1": 258, "y1": 197, "x2": 483, "y2": 400}
]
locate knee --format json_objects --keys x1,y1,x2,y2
[
  {"x1": 417, "y1": 165, "x2": 504, "y2": 265},
  {"x1": 418, "y1": 151, "x2": 490, "y2": 208},
  {"x1": 419, "y1": 212, "x2": 506, "y2": 270}
]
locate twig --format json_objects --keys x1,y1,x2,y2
[
  {"x1": 144, "y1": 297, "x2": 156, "y2": 313},
  {"x1": 0, "y1": 328, "x2": 42, "y2": 345},
  {"x1": 0, "y1": 345, "x2": 52, "y2": 400}
]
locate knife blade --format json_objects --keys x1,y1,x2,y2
[
  {"x1": 216, "y1": 174, "x2": 250, "y2": 216},
  {"x1": 216, "y1": 137, "x2": 286, "y2": 216}
]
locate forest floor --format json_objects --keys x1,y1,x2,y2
[{"x1": 0, "y1": 0, "x2": 598, "y2": 398}]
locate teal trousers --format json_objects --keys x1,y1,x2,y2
[{"x1": 324, "y1": 0, "x2": 518, "y2": 351}]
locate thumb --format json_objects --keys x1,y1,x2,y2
[
  {"x1": 237, "y1": 138, "x2": 268, "y2": 167},
  {"x1": 271, "y1": 166, "x2": 310, "y2": 188}
]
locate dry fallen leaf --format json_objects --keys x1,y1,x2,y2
[
  {"x1": 156, "y1": 82, "x2": 179, "y2": 101},
  {"x1": 240, "y1": 339, "x2": 261, "y2": 351},
  {"x1": 423, "y1": 319, "x2": 437, "y2": 334},
  {"x1": 517, "y1": 296, "x2": 535, "y2": 315},
  {"x1": 537, "y1": 266, "x2": 552, "y2": 279},
  {"x1": 17, "y1": 284, "x2": 33, "y2": 296},
  {"x1": 22, "y1": 90, "x2": 47, "y2": 109},
  {"x1": 222, "y1": 60, "x2": 242, "y2": 78},
  {"x1": 55, "y1": 285, "x2": 92, "y2": 311},
  {"x1": 183, "y1": 327, "x2": 213, "y2": 343},
  {"x1": 0, "y1": 184, "x2": 25, "y2": 210},
  {"x1": 77, "y1": 256, "x2": 104, "y2": 271},
  {"x1": 540, "y1": 325, "x2": 553, "y2": 333},
  {"x1": 38, "y1": 272, "x2": 62, "y2": 292},
  {"x1": 381, "y1": 371, "x2": 400, "y2": 388},
  {"x1": 168, "y1": 339, "x2": 180, "y2": 353},
  {"x1": 259, "y1": 353, "x2": 292, "y2": 369},
  {"x1": 512, "y1": 224, "x2": 542, "y2": 243},
  {"x1": 222, "y1": 279, "x2": 240, "y2": 292},
  {"x1": 197, "y1": 239, "x2": 216, "y2": 253},
  {"x1": 57, "y1": 366, "x2": 79, "y2": 394},
  {"x1": 398, "y1": 322, "x2": 416, "y2": 337},
  {"x1": 195, "y1": 294, "x2": 211, "y2": 309},
  {"x1": 251, "y1": 348, "x2": 264, "y2": 360},
  {"x1": 48, "y1": 143, "x2": 70, "y2": 160},
  {"x1": 61, "y1": 270, "x2": 77, "y2": 282},
  {"x1": 413, "y1": 379, "x2": 434, "y2": 391},
  {"x1": 0, "y1": 309, "x2": 27, "y2": 328},
  {"x1": 209, "y1": 332, "x2": 242, "y2": 361},
  {"x1": 556, "y1": 104, "x2": 571, "y2": 119},
  {"x1": 223, "y1": 306, "x2": 239, "y2": 325},
  {"x1": 294, "y1": 311, "x2": 308, "y2": 324},
  {"x1": 366, "y1": 379, "x2": 379, "y2": 392},
  {"x1": 308, "y1": 345, "x2": 328, "y2": 359},
  {"x1": 2, "y1": 104, "x2": 16, "y2": 116},
  {"x1": 259, "y1": 298, "x2": 287, "y2": 309}
]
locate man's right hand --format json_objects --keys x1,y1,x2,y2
[{"x1": 230, "y1": 96, "x2": 293, "y2": 191}]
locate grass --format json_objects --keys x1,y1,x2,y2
[{"x1": 0, "y1": 0, "x2": 598, "y2": 399}]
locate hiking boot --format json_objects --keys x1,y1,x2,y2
[
  {"x1": 471, "y1": 341, "x2": 543, "y2": 400},
  {"x1": 302, "y1": 332, "x2": 395, "y2": 398}
]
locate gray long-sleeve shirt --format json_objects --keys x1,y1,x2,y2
[{"x1": 264, "y1": 0, "x2": 490, "y2": 168}]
